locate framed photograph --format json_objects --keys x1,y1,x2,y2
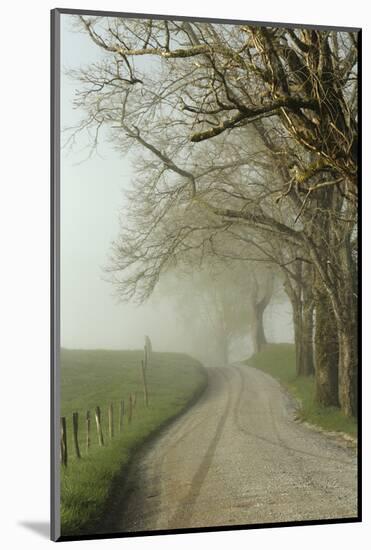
[{"x1": 51, "y1": 8, "x2": 361, "y2": 542}]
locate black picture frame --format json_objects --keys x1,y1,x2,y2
[{"x1": 51, "y1": 8, "x2": 362, "y2": 542}]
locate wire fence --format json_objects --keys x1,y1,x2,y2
[{"x1": 60, "y1": 337, "x2": 152, "y2": 467}]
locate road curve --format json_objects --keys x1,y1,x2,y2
[{"x1": 111, "y1": 365, "x2": 357, "y2": 532}]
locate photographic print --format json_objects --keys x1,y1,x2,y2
[{"x1": 51, "y1": 8, "x2": 360, "y2": 541}]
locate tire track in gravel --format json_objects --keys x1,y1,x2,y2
[{"x1": 168, "y1": 369, "x2": 232, "y2": 528}]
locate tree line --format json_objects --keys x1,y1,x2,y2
[{"x1": 68, "y1": 17, "x2": 358, "y2": 417}]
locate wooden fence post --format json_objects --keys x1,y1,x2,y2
[
  {"x1": 72, "y1": 412, "x2": 81, "y2": 459},
  {"x1": 86, "y1": 410, "x2": 91, "y2": 452},
  {"x1": 144, "y1": 336, "x2": 152, "y2": 366},
  {"x1": 95, "y1": 406, "x2": 104, "y2": 446},
  {"x1": 144, "y1": 345, "x2": 148, "y2": 369},
  {"x1": 128, "y1": 394, "x2": 133, "y2": 424},
  {"x1": 108, "y1": 403, "x2": 114, "y2": 439},
  {"x1": 119, "y1": 400, "x2": 124, "y2": 433},
  {"x1": 60, "y1": 417, "x2": 67, "y2": 467},
  {"x1": 141, "y1": 360, "x2": 149, "y2": 407}
]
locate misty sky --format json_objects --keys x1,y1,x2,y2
[{"x1": 60, "y1": 14, "x2": 294, "y2": 356}]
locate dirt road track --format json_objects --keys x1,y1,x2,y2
[{"x1": 110, "y1": 365, "x2": 358, "y2": 532}]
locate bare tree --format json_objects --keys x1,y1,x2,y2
[{"x1": 67, "y1": 16, "x2": 358, "y2": 416}]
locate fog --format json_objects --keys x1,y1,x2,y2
[{"x1": 60, "y1": 15, "x2": 294, "y2": 361}]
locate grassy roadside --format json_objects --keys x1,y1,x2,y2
[
  {"x1": 60, "y1": 349, "x2": 207, "y2": 536},
  {"x1": 244, "y1": 344, "x2": 357, "y2": 437}
]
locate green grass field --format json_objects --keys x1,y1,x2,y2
[
  {"x1": 60, "y1": 349, "x2": 207, "y2": 536},
  {"x1": 245, "y1": 344, "x2": 357, "y2": 437}
]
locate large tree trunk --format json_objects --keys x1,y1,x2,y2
[
  {"x1": 336, "y1": 233, "x2": 358, "y2": 417},
  {"x1": 304, "y1": 186, "x2": 357, "y2": 414},
  {"x1": 309, "y1": 196, "x2": 340, "y2": 406},
  {"x1": 336, "y1": 250, "x2": 358, "y2": 417},
  {"x1": 290, "y1": 294, "x2": 314, "y2": 377},
  {"x1": 314, "y1": 290, "x2": 339, "y2": 407},
  {"x1": 291, "y1": 295, "x2": 303, "y2": 377},
  {"x1": 337, "y1": 327, "x2": 357, "y2": 417},
  {"x1": 250, "y1": 271, "x2": 273, "y2": 355},
  {"x1": 283, "y1": 271, "x2": 303, "y2": 377},
  {"x1": 310, "y1": 229, "x2": 357, "y2": 416},
  {"x1": 283, "y1": 262, "x2": 314, "y2": 378},
  {"x1": 251, "y1": 298, "x2": 268, "y2": 355},
  {"x1": 316, "y1": 277, "x2": 357, "y2": 416},
  {"x1": 301, "y1": 284, "x2": 315, "y2": 377}
]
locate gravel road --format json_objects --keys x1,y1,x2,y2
[{"x1": 112, "y1": 365, "x2": 358, "y2": 532}]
